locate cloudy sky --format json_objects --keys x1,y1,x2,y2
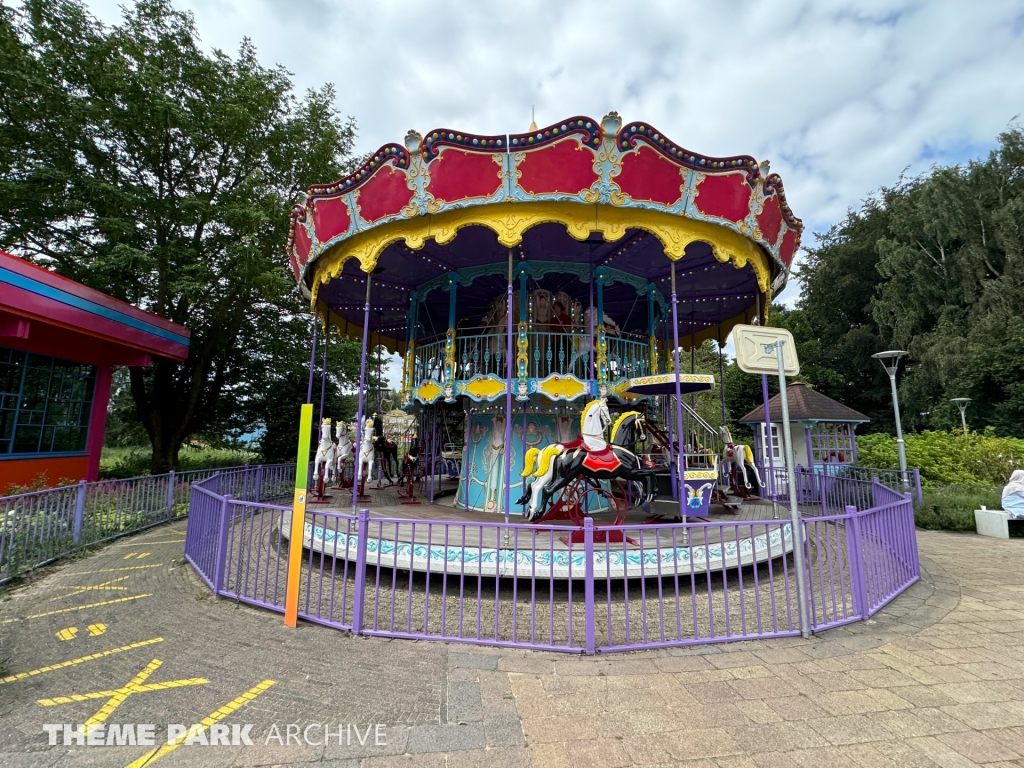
[{"x1": 87, "y1": 0, "x2": 1024, "y2": 387}]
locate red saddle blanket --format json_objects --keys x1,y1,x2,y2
[{"x1": 581, "y1": 445, "x2": 621, "y2": 473}]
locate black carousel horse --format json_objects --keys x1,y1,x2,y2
[{"x1": 518, "y1": 409, "x2": 658, "y2": 523}]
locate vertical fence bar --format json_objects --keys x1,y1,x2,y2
[
  {"x1": 584, "y1": 517, "x2": 595, "y2": 655},
  {"x1": 913, "y1": 469, "x2": 922, "y2": 506},
  {"x1": 165, "y1": 470, "x2": 175, "y2": 520},
  {"x1": 72, "y1": 481, "x2": 86, "y2": 546},
  {"x1": 352, "y1": 508, "x2": 369, "y2": 634},
  {"x1": 213, "y1": 494, "x2": 233, "y2": 596}
]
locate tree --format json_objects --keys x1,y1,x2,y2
[{"x1": 0, "y1": 0, "x2": 359, "y2": 469}]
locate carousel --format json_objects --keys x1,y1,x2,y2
[{"x1": 287, "y1": 112, "x2": 802, "y2": 574}]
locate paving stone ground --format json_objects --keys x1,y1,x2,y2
[{"x1": 1, "y1": 521, "x2": 1023, "y2": 767}]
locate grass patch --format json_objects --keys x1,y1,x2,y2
[
  {"x1": 100, "y1": 445, "x2": 257, "y2": 478},
  {"x1": 916, "y1": 485, "x2": 1002, "y2": 532}
]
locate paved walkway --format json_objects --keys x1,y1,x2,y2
[{"x1": 1, "y1": 523, "x2": 1023, "y2": 767}]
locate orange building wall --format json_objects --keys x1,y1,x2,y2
[{"x1": 0, "y1": 455, "x2": 89, "y2": 493}]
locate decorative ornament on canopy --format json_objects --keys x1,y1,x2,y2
[{"x1": 288, "y1": 112, "x2": 802, "y2": 353}]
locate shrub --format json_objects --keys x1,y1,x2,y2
[
  {"x1": 99, "y1": 445, "x2": 258, "y2": 479},
  {"x1": 857, "y1": 430, "x2": 1023, "y2": 487},
  {"x1": 915, "y1": 485, "x2": 1002, "y2": 532}
]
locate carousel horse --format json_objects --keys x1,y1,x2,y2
[
  {"x1": 355, "y1": 417, "x2": 375, "y2": 491},
  {"x1": 312, "y1": 419, "x2": 337, "y2": 493},
  {"x1": 518, "y1": 401, "x2": 657, "y2": 521},
  {"x1": 334, "y1": 421, "x2": 354, "y2": 482},
  {"x1": 374, "y1": 434, "x2": 399, "y2": 481},
  {"x1": 719, "y1": 426, "x2": 763, "y2": 490}
]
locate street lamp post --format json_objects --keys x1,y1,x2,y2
[
  {"x1": 872, "y1": 350, "x2": 909, "y2": 488},
  {"x1": 951, "y1": 398, "x2": 971, "y2": 434}
]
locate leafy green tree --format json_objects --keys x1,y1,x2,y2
[{"x1": 0, "y1": 0, "x2": 360, "y2": 470}]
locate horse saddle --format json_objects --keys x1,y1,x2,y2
[{"x1": 581, "y1": 445, "x2": 621, "y2": 473}]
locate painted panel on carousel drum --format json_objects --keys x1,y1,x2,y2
[
  {"x1": 514, "y1": 139, "x2": 599, "y2": 197},
  {"x1": 426, "y1": 149, "x2": 505, "y2": 204},
  {"x1": 614, "y1": 145, "x2": 687, "y2": 207},
  {"x1": 692, "y1": 172, "x2": 753, "y2": 224},
  {"x1": 778, "y1": 228, "x2": 799, "y2": 268},
  {"x1": 455, "y1": 412, "x2": 580, "y2": 514},
  {"x1": 353, "y1": 161, "x2": 414, "y2": 223},
  {"x1": 756, "y1": 193, "x2": 783, "y2": 249},
  {"x1": 312, "y1": 195, "x2": 352, "y2": 244},
  {"x1": 292, "y1": 224, "x2": 311, "y2": 271},
  {"x1": 683, "y1": 471, "x2": 716, "y2": 518}
]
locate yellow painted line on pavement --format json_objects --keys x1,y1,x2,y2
[
  {"x1": 66, "y1": 565, "x2": 163, "y2": 576},
  {"x1": 50, "y1": 576, "x2": 131, "y2": 601},
  {"x1": 0, "y1": 638, "x2": 163, "y2": 685},
  {"x1": 110, "y1": 540, "x2": 183, "y2": 547},
  {"x1": 55, "y1": 627, "x2": 78, "y2": 642},
  {"x1": 37, "y1": 659, "x2": 208, "y2": 731},
  {"x1": 1, "y1": 594, "x2": 152, "y2": 624},
  {"x1": 87, "y1": 623, "x2": 107, "y2": 637},
  {"x1": 125, "y1": 680, "x2": 276, "y2": 768},
  {"x1": 123, "y1": 552, "x2": 151, "y2": 560}
]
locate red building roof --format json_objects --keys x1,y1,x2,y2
[{"x1": 0, "y1": 251, "x2": 189, "y2": 366}]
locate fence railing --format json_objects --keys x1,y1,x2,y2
[
  {"x1": 186, "y1": 466, "x2": 920, "y2": 653},
  {"x1": 0, "y1": 463, "x2": 295, "y2": 585},
  {"x1": 758, "y1": 465, "x2": 923, "y2": 509}
]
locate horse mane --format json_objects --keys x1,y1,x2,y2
[{"x1": 610, "y1": 411, "x2": 642, "y2": 444}]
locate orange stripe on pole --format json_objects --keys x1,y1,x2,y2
[{"x1": 284, "y1": 403, "x2": 313, "y2": 628}]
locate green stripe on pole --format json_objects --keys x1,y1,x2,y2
[{"x1": 295, "y1": 403, "x2": 313, "y2": 490}]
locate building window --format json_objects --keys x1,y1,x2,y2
[
  {"x1": 759, "y1": 423, "x2": 782, "y2": 462},
  {"x1": 0, "y1": 348, "x2": 95, "y2": 457},
  {"x1": 810, "y1": 422, "x2": 854, "y2": 464}
]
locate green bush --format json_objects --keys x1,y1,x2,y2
[
  {"x1": 857, "y1": 430, "x2": 1023, "y2": 487},
  {"x1": 915, "y1": 485, "x2": 1002, "y2": 532},
  {"x1": 99, "y1": 445, "x2": 258, "y2": 479}
]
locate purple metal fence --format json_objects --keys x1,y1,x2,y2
[
  {"x1": 0, "y1": 463, "x2": 295, "y2": 584},
  {"x1": 182, "y1": 466, "x2": 922, "y2": 653}
]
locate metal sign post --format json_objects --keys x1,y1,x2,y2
[
  {"x1": 767, "y1": 339, "x2": 811, "y2": 639},
  {"x1": 731, "y1": 324, "x2": 810, "y2": 639}
]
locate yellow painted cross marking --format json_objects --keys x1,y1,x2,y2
[
  {"x1": 125, "y1": 679, "x2": 276, "y2": 768},
  {"x1": 38, "y1": 659, "x2": 208, "y2": 732},
  {"x1": 0, "y1": 638, "x2": 163, "y2": 686},
  {"x1": 87, "y1": 623, "x2": 106, "y2": 637},
  {"x1": 56, "y1": 627, "x2": 78, "y2": 642},
  {"x1": 50, "y1": 576, "x2": 130, "y2": 601},
  {"x1": 1, "y1": 594, "x2": 152, "y2": 625},
  {"x1": 123, "y1": 552, "x2": 150, "y2": 560},
  {"x1": 69, "y1": 565, "x2": 162, "y2": 576}
]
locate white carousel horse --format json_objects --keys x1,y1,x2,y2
[
  {"x1": 356, "y1": 417, "x2": 375, "y2": 489},
  {"x1": 520, "y1": 399, "x2": 611, "y2": 520},
  {"x1": 335, "y1": 421, "x2": 354, "y2": 481},
  {"x1": 312, "y1": 419, "x2": 336, "y2": 492},
  {"x1": 582, "y1": 307, "x2": 621, "y2": 336},
  {"x1": 719, "y1": 426, "x2": 763, "y2": 490}
]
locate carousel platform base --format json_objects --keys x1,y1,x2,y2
[{"x1": 281, "y1": 480, "x2": 802, "y2": 580}]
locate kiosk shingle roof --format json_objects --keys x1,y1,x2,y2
[{"x1": 739, "y1": 382, "x2": 870, "y2": 424}]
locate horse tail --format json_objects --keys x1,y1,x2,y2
[
  {"x1": 743, "y1": 444, "x2": 754, "y2": 464},
  {"x1": 534, "y1": 445, "x2": 564, "y2": 479},
  {"x1": 521, "y1": 448, "x2": 540, "y2": 478}
]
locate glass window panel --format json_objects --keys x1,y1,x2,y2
[{"x1": 1, "y1": 347, "x2": 95, "y2": 455}]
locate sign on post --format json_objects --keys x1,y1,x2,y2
[{"x1": 731, "y1": 325, "x2": 800, "y2": 376}]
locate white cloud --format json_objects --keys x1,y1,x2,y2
[{"x1": 83, "y1": 0, "x2": 1024, "y2": 384}]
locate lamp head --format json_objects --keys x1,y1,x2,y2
[
  {"x1": 871, "y1": 350, "x2": 907, "y2": 376},
  {"x1": 951, "y1": 398, "x2": 971, "y2": 409}
]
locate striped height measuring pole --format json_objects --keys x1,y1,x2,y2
[{"x1": 284, "y1": 403, "x2": 313, "y2": 628}]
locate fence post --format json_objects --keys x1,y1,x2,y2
[
  {"x1": 845, "y1": 504, "x2": 868, "y2": 619},
  {"x1": 913, "y1": 469, "x2": 922, "y2": 506},
  {"x1": 166, "y1": 470, "x2": 176, "y2": 521},
  {"x1": 584, "y1": 517, "x2": 595, "y2": 655},
  {"x1": 72, "y1": 481, "x2": 87, "y2": 546},
  {"x1": 213, "y1": 494, "x2": 233, "y2": 596},
  {"x1": 352, "y1": 508, "x2": 370, "y2": 635},
  {"x1": 255, "y1": 465, "x2": 264, "y2": 504}
]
